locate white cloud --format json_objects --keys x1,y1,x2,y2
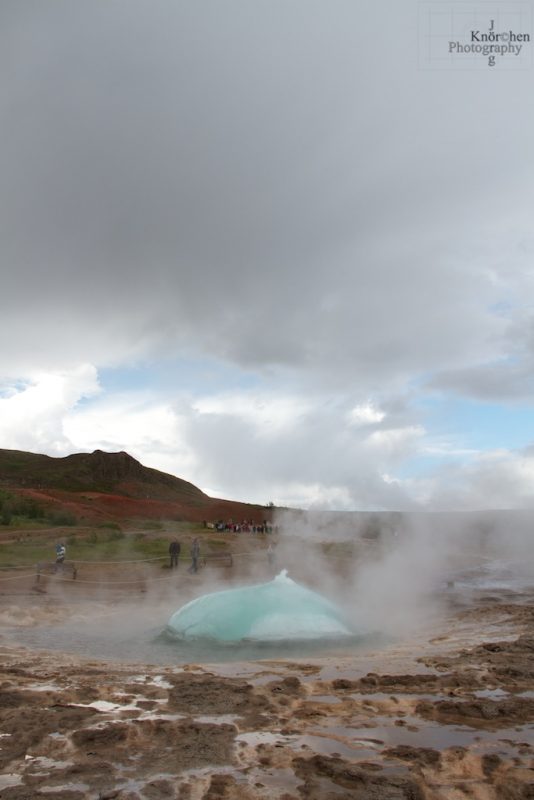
[
  {"x1": 348, "y1": 403, "x2": 386, "y2": 426},
  {"x1": 426, "y1": 449, "x2": 534, "y2": 511},
  {"x1": 365, "y1": 426, "x2": 426, "y2": 462},
  {"x1": 0, "y1": 365, "x2": 99, "y2": 454},
  {"x1": 63, "y1": 392, "x2": 198, "y2": 479},
  {"x1": 192, "y1": 392, "x2": 311, "y2": 436}
]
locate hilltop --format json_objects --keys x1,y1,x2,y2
[{"x1": 0, "y1": 448, "x2": 273, "y2": 525}]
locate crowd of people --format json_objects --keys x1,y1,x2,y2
[{"x1": 204, "y1": 519, "x2": 277, "y2": 534}]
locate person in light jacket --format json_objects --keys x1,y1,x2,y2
[{"x1": 190, "y1": 538, "x2": 200, "y2": 573}]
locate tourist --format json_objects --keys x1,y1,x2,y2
[
  {"x1": 55, "y1": 543, "x2": 66, "y2": 564},
  {"x1": 169, "y1": 539, "x2": 180, "y2": 569},
  {"x1": 54, "y1": 543, "x2": 66, "y2": 574},
  {"x1": 189, "y1": 537, "x2": 200, "y2": 573}
]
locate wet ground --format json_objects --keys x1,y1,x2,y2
[{"x1": 1, "y1": 566, "x2": 534, "y2": 798}]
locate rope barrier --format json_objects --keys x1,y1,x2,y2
[
  {"x1": 58, "y1": 551, "x2": 260, "y2": 564},
  {"x1": 0, "y1": 572, "x2": 41, "y2": 582},
  {"x1": 1, "y1": 551, "x2": 258, "y2": 573},
  {"x1": 49, "y1": 555, "x2": 168, "y2": 565},
  {"x1": 42, "y1": 571, "x2": 187, "y2": 584},
  {"x1": 0, "y1": 547, "x2": 270, "y2": 588}
]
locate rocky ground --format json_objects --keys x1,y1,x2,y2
[{"x1": 1, "y1": 583, "x2": 534, "y2": 799}]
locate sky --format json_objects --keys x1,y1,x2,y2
[{"x1": 1, "y1": 0, "x2": 534, "y2": 512}]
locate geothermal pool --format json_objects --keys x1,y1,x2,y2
[
  {"x1": 5, "y1": 560, "x2": 532, "y2": 665},
  {"x1": 5, "y1": 615, "x2": 373, "y2": 666},
  {"x1": 4, "y1": 571, "x2": 375, "y2": 665}
]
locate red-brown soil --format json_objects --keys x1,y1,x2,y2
[{"x1": 0, "y1": 448, "x2": 274, "y2": 525}]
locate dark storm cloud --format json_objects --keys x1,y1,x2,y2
[
  {"x1": 429, "y1": 360, "x2": 534, "y2": 403},
  {"x1": 2, "y1": 0, "x2": 533, "y2": 394},
  {"x1": 429, "y1": 310, "x2": 534, "y2": 403}
]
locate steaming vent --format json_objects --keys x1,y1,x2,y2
[{"x1": 166, "y1": 570, "x2": 353, "y2": 642}]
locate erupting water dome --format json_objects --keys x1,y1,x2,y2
[{"x1": 167, "y1": 570, "x2": 352, "y2": 642}]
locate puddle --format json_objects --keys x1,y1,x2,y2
[
  {"x1": 182, "y1": 764, "x2": 249, "y2": 783},
  {"x1": 248, "y1": 672, "x2": 287, "y2": 686},
  {"x1": 310, "y1": 694, "x2": 342, "y2": 704},
  {"x1": 27, "y1": 682, "x2": 63, "y2": 692},
  {"x1": 25, "y1": 755, "x2": 70, "y2": 771},
  {"x1": 71, "y1": 699, "x2": 140, "y2": 713},
  {"x1": 136, "y1": 711, "x2": 186, "y2": 722},
  {"x1": 194, "y1": 714, "x2": 240, "y2": 725},
  {"x1": 237, "y1": 732, "x2": 289, "y2": 747},
  {"x1": 41, "y1": 783, "x2": 90, "y2": 793},
  {"x1": 130, "y1": 673, "x2": 181, "y2": 685},
  {"x1": 237, "y1": 729, "x2": 383, "y2": 761},
  {"x1": 473, "y1": 688, "x2": 509, "y2": 699},
  {"x1": 0, "y1": 774, "x2": 22, "y2": 790},
  {"x1": 151, "y1": 675, "x2": 174, "y2": 689},
  {"x1": 310, "y1": 716, "x2": 534, "y2": 752},
  {"x1": 128, "y1": 673, "x2": 176, "y2": 689},
  {"x1": 298, "y1": 732, "x2": 379, "y2": 760},
  {"x1": 246, "y1": 766, "x2": 301, "y2": 794},
  {"x1": 350, "y1": 692, "x2": 448, "y2": 703},
  {"x1": 86, "y1": 700, "x2": 124, "y2": 712},
  {"x1": 111, "y1": 771, "x2": 177, "y2": 794}
]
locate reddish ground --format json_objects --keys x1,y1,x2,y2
[{"x1": 14, "y1": 487, "x2": 274, "y2": 526}]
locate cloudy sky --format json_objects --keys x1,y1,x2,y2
[{"x1": 1, "y1": 0, "x2": 534, "y2": 511}]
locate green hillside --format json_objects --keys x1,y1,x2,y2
[{"x1": 0, "y1": 448, "x2": 207, "y2": 501}]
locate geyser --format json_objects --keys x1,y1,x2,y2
[{"x1": 167, "y1": 570, "x2": 352, "y2": 642}]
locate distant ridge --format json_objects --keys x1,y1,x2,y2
[
  {"x1": 0, "y1": 447, "x2": 273, "y2": 524},
  {"x1": 0, "y1": 448, "x2": 206, "y2": 502}
]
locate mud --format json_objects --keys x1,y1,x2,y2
[{"x1": 1, "y1": 587, "x2": 534, "y2": 798}]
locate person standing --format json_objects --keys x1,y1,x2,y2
[
  {"x1": 169, "y1": 539, "x2": 180, "y2": 569},
  {"x1": 190, "y1": 537, "x2": 200, "y2": 573},
  {"x1": 55, "y1": 543, "x2": 66, "y2": 564},
  {"x1": 54, "y1": 543, "x2": 66, "y2": 574}
]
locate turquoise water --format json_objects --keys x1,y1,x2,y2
[{"x1": 166, "y1": 570, "x2": 353, "y2": 642}]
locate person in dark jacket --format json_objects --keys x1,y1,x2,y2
[{"x1": 169, "y1": 539, "x2": 181, "y2": 569}]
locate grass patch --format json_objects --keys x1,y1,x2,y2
[
  {"x1": 141, "y1": 521, "x2": 164, "y2": 531},
  {"x1": 0, "y1": 490, "x2": 77, "y2": 527},
  {"x1": 0, "y1": 525, "x2": 242, "y2": 570},
  {"x1": 207, "y1": 538, "x2": 230, "y2": 550},
  {"x1": 0, "y1": 530, "x2": 171, "y2": 569}
]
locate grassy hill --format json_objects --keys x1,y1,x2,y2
[
  {"x1": 0, "y1": 448, "x2": 273, "y2": 526},
  {"x1": 0, "y1": 448, "x2": 206, "y2": 500}
]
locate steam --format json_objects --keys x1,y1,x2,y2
[
  {"x1": 272, "y1": 507, "x2": 534, "y2": 636},
  {"x1": 7, "y1": 508, "x2": 534, "y2": 663}
]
